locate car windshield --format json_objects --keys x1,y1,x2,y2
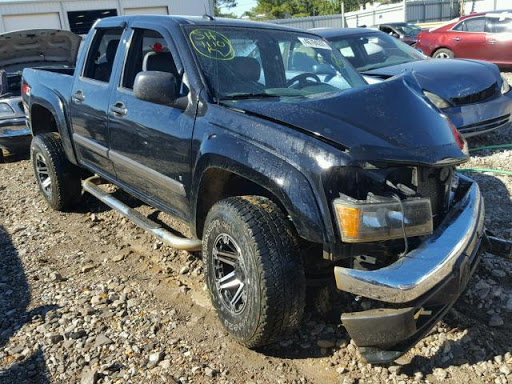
[
  {"x1": 329, "y1": 33, "x2": 426, "y2": 72},
  {"x1": 393, "y1": 23, "x2": 421, "y2": 36},
  {"x1": 184, "y1": 26, "x2": 366, "y2": 101}
]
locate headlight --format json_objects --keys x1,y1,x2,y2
[
  {"x1": 501, "y1": 74, "x2": 510, "y2": 94},
  {"x1": 0, "y1": 103, "x2": 14, "y2": 117},
  {"x1": 423, "y1": 90, "x2": 452, "y2": 109},
  {"x1": 333, "y1": 194, "x2": 433, "y2": 243}
]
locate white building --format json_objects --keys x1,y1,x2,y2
[{"x1": 0, "y1": 0, "x2": 214, "y2": 33}]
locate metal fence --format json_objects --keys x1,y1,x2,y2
[
  {"x1": 407, "y1": 0, "x2": 459, "y2": 23},
  {"x1": 270, "y1": 0, "x2": 460, "y2": 29}
]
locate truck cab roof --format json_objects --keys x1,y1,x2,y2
[{"x1": 94, "y1": 14, "x2": 311, "y2": 34}]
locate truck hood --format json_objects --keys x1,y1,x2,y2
[
  {"x1": 222, "y1": 74, "x2": 468, "y2": 166},
  {"x1": 362, "y1": 59, "x2": 500, "y2": 103},
  {"x1": 0, "y1": 29, "x2": 81, "y2": 69}
]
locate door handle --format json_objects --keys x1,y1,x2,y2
[
  {"x1": 110, "y1": 102, "x2": 127, "y2": 117},
  {"x1": 72, "y1": 90, "x2": 85, "y2": 103},
  {"x1": 452, "y1": 37, "x2": 461, "y2": 41},
  {"x1": 488, "y1": 39, "x2": 497, "y2": 44}
]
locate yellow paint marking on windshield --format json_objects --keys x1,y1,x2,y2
[{"x1": 189, "y1": 29, "x2": 235, "y2": 60}]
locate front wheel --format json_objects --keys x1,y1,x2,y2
[
  {"x1": 31, "y1": 133, "x2": 82, "y2": 211},
  {"x1": 203, "y1": 196, "x2": 305, "y2": 348},
  {"x1": 433, "y1": 48, "x2": 454, "y2": 59}
]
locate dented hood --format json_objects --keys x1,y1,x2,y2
[
  {"x1": 0, "y1": 29, "x2": 81, "y2": 69},
  {"x1": 362, "y1": 59, "x2": 500, "y2": 104},
  {"x1": 223, "y1": 74, "x2": 468, "y2": 166}
]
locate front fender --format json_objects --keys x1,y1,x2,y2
[
  {"x1": 29, "y1": 88, "x2": 76, "y2": 165},
  {"x1": 191, "y1": 134, "x2": 327, "y2": 244}
]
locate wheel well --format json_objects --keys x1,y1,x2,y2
[
  {"x1": 31, "y1": 105, "x2": 57, "y2": 136},
  {"x1": 432, "y1": 47, "x2": 452, "y2": 56},
  {"x1": 195, "y1": 168, "x2": 289, "y2": 239}
]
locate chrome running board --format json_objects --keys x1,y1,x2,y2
[{"x1": 82, "y1": 176, "x2": 202, "y2": 252}]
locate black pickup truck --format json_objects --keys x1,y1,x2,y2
[{"x1": 22, "y1": 15, "x2": 485, "y2": 363}]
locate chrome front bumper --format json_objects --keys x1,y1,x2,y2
[
  {"x1": 334, "y1": 176, "x2": 484, "y2": 304},
  {"x1": 0, "y1": 117, "x2": 30, "y2": 153},
  {"x1": 0, "y1": 117, "x2": 29, "y2": 138}
]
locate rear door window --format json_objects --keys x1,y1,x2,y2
[
  {"x1": 82, "y1": 28, "x2": 123, "y2": 82},
  {"x1": 453, "y1": 17, "x2": 486, "y2": 32}
]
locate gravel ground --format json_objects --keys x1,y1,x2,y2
[{"x1": 1, "y1": 76, "x2": 512, "y2": 384}]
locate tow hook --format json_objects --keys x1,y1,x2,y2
[{"x1": 485, "y1": 230, "x2": 512, "y2": 260}]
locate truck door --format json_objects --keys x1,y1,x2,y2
[
  {"x1": 108, "y1": 25, "x2": 194, "y2": 222},
  {"x1": 70, "y1": 26, "x2": 124, "y2": 177}
]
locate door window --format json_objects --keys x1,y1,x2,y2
[
  {"x1": 380, "y1": 26, "x2": 393, "y2": 34},
  {"x1": 121, "y1": 28, "x2": 185, "y2": 96},
  {"x1": 83, "y1": 28, "x2": 123, "y2": 82},
  {"x1": 453, "y1": 17, "x2": 486, "y2": 32},
  {"x1": 488, "y1": 17, "x2": 512, "y2": 33}
]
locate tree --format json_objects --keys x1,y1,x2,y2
[
  {"x1": 213, "y1": 0, "x2": 237, "y2": 16},
  {"x1": 250, "y1": 0, "x2": 364, "y2": 19}
]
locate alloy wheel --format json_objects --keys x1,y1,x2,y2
[
  {"x1": 436, "y1": 52, "x2": 451, "y2": 59},
  {"x1": 213, "y1": 233, "x2": 248, "y2": 315},
  {"x1": 35, "y1": 152, "x2": 52, "y2": 198}
]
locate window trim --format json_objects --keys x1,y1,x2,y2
[{"x1": 118, "y1": 28, "x2": 136, "y2": 91}]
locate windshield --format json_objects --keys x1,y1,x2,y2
[
  {"x1": 329, "y1": 33, "x2": 426, "y2": 72},
  {"x1": 184, "y1": 26, "x2": 366, "y2": 100},
  {"x1": 393, "y1": 23, "x2": 422, "y2": 36}
]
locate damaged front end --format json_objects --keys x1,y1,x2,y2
[{"x1": 327, "y1": 162, "x2": 484, "y2": 364}]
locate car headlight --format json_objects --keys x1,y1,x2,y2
[
  {"x1": 0, "y1": 103, "x2": 15, "y2": 117},
  {"x1": 423, "y1": 90, "x2": 452, "y2": 109},
  {"x1": 333, "y1": 194, "x2": 433, "y2": 243},
  {"x1": 501, "y1": 74, "x2": 510, "y2": 94}
]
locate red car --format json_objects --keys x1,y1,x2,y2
[{"x1": 416, "y1": 10, "x2": 512, "y2": 68}]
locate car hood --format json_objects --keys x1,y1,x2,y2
[
  {"x1": 362, "y1": 59, "x2": 500, "y2": 102},
  {"x1": 222, "y1": 74, "x2": 468, "y2": 166},
  {"x1": 0, "y1": 29, "x2": 81, "y2": 69}
]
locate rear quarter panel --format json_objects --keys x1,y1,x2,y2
[{"x1": 22, "y1": 68, "x2": 77, "y2": 163}]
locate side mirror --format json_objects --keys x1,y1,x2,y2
[
  {"x1": 391, "y1": 32, "x2": 400, "y2": 38},
  {"x1": 134, "y1": 71, "x2": 177, "y2": 106}
]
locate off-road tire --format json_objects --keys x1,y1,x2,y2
[
  {"x1": 31, "y1": 133, "x2": 82, "y2": 211},
  {"x1": 203, "y1": 196, "x2": 305, "y2": 348},
  {"x1": 433, "y1": 48, "x2": 454, "y2": 59}
]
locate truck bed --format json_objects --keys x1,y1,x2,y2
[{"x1": 22, "y1": 67, "x2": 75, "y2": 101}]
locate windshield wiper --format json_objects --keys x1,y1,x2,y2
[{"x1": 219, "y1": 93, "x2": 280, "y2": 101}]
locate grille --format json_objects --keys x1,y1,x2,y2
[
  {"x1": 416, "y1": 167, "x2": 451, "y2": 225},
  {"x1": 458, "y1": 113, "x2": 510, "y2": 135},
  {"x1": 451, "y1": 82, "x2": 498, "y2": 106}
]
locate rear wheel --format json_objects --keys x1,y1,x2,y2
[
  {"x1": 203, "y1": 196, "x2": 305, "y2": 348},
  {"x1": 31, "y1": 133, "x2": 82, "y2": 211},
  {"x1": 433, "y1": 48, "x2": 454, "y2": 59}
]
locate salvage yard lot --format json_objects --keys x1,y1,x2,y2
[{"x1": 0, "y1": 75, "x2": 512, "y2": 384}]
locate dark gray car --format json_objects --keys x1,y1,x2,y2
[{"x1": 0, "y1": 29, "x2": 80, "y2": 159}]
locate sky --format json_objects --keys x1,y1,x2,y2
[{"x1": 229, "y1": 0, "x2": 257, "y2": 16}]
